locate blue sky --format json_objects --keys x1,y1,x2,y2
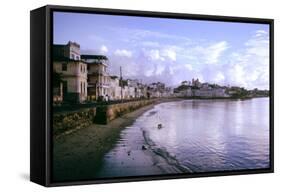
[{"x1": 54, "y1": 12, "x2": 270, "y2": 89}]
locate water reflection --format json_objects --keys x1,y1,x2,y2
[
  {"x1": 145, "y1": 98, "x2": 269, "y2": 172},
  {"x1": 98, "y1": 98, "x2": 270, "y2": 176}
]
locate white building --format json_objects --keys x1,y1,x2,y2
[
  {"x1": 81, "y1": 55, "x2": 110, "y2": 101},
  {"x1": 53, "y1": 59, "x2": 88, "y2": 103},
  {"x1": 53, "y1": 41, "x2": 87, "y2": 103},
  {"x1": 123, "y1": 86, "x2": 136, "y2": 99},
  {"x1": 108, "y1": 76, "x2": 122, "y2": 100},
  {"x1": 53, "y1": 41, "x2": 81, "y2": 61},
  {"x1": 194, "y1": 87, "x2": 229, "y2": 98}
]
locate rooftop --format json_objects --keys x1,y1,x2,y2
[
  {"x1": 81, "y1": 55, "x2": 108, "y2": 60},
  {"x1": 53, "y1": 55, "x2": 87, "y2": 64}
]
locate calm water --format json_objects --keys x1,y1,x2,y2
[{"x1": 97, "y1": 98, "x2": 270, "y2": 177}]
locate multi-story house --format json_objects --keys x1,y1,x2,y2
[
  {"x1": 81, "y1": 55, "x2": 110, "y2": 101},
  {"x1": 53, "y1": 58, "x2": 88, "y2": 103},
  {"x1": 53, "y1": 42, "x2": 87, "y2": 103},
  {"x1": 147, "y1": 82, "x2": 166, "y2": 98},
  {"x1": 53, "y1": 41, "x2": 81, "y2": 60},
  {"x1": 108, "y1": 76, "x2": 122, "y2": 100}
]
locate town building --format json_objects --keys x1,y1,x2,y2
[
  {"x1": 53, "y1": 58, "x2": 88, "y2": 103},
  {"x1": 81, "y1": 55, "x2": 110, "y2": 101},
  {"x1": 147, "y1": 82, "x2": 166, "y2": 98},
  {"x1": 108, "y1": 76, "x2": 122, "y2": 100},
  {"x1": 137, "y1": 83, "x2": 148, "y2": 98},
  {"x1": 53, "y1": 40, "x2": 178, "y2": 104},
  {"x1": 174, "y1": 79, "x2": 229, "y2": 98},
  {"x1": 193, "y1": 87, "x2": 228, "y2": 98},
  {"x1": 192, "y1": 78, "x2": 201, "y2": 88},
  {"x1": 53, "y1": 42, "x2": 87, "y2": 103},
  {"x1": 181, "y1": 80, "x2": 191, "y2": 86},
  {"x1": 53, "y1": 41, "x2": 81, "y2": 60}
]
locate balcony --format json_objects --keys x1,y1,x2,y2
[
  {"x1": 87, "y1": 82, "x2": 110, "y2": 88},
  {"x1": 88, "y1": 70, "x2": 109, "y2": 76}
]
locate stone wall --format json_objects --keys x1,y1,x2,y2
[
  {"x1": 53, "y1": 108, "x2": 96, "y2": 136},
  {"x1": 53, "y1": 99, "x2": 155, "y2": 136},
  {"x1": 94, "y1": 100, "x2": 155, "y2": 124}
]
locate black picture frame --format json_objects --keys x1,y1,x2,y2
[{"x1": 30, "y1": 4, "x2": 274, "y2": 187}]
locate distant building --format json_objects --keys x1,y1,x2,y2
[
  {"x1": 194, "y1": 88, "x2": 228, "y2": 98},
  {"x1": 126, "y1": 79, "x2": 142, "y2": 99},
  {"x1": 181, "y1": 80, "x2": 191, "y2": 86},
  {"x1": 147, "y1": 82, "x2": 166, "y2": 98},
  {"x1": 108, "y1": 76, "x2": 121, "y2": 100},
  {"x1": 174, "y1": 79, "x2": 229, "y2": 98},
  {"x1": 123, "y1": 86, "x2": 135, "y2": 99},
  {"x1": 192, "y1": 78, "x2": 201, "y2": 88},
  {"x1": 135, "y1": 83, "x2": 148, "y2": 98},
  {"x1": 81, "y1": 55, "x2": 110, "y2": 101}
]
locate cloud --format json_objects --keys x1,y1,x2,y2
[
  {"x1": 184, "y1": 64, "x2": 193, "y2": 71},
  {"x1": 162, "y1": 48, "x2": 177, "y2": 61},
  {"x1": 224, "y1": 29, "x2": 269, "y2": 89},
  {"x1": 206, "y1": 41, "x2": 229, "y2": 64},
  {"x1": 114, "y1": 49, "x2": 132, "y2": 57},
  {"x1": 144, "y1": 49, "x2": 165, "y2": 61},
  {"x1": 105, "y1": 28, "x2": 268, "y2": 89},
  {"x1": 100, "y1": 45, "x2": 108, "y2": 54},
  {"x1": 214, "y1": 72, "x2": 225, "y2": 83},
  {"x1": 255, "y1": 30, "x2": 267, "y2": 37},
  {"x1": 142, "y1": 47, "x2": 177, "y2": 62},
  {"x1": 192, "y1": 41, "x2": 229, "y2": 64}
]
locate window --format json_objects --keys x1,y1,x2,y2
[
  {"x1": 84, "y1": 82, "x2": 86, "y2": 93},
  {"x1": 80, "y1": 65, "x2": 83, "y2": 73},
  {"x1": 81, "y1": 81, "x2": 83, "y2": 93},
  {"x1": 62, "y1": 63, "x2": 67, "y2": 71}
]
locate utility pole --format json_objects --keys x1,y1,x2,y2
[{"x1": 120, "y1": 66, "x2": 123, "y2": 102}]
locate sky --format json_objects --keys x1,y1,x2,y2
[{"x1": 53, "y1": 11, "x2": 270, "y2": 89}]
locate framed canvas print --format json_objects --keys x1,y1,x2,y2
[{"x1": 30, "y1": 5, "x2": 274, "y2": 187}]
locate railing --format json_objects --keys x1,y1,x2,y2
[
  {"x1": 88, "y1": 71, "x2": 109, "y2": 76},
  {"x1": 87, "y1": 82, "x2": 110, "y2": 87}
]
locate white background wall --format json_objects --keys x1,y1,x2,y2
[{"x1": 0, "y1": 0, "x2": 279, "y2": 191}]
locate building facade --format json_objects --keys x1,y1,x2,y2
[
  {"x1": 53, "y1": 41, "x2": 87, "y2": 103},
  {"x1": 108, "y1": 76, "x2": 122, "y2": 100},
  {"x1": 53, "y1": 41, "x2": 81, "y2": 61},
  {"x1": 81, "y1": 55, "x2": 110, "y2": 101},
  {"x1": 53, "y1": 59, "x2": 88, "y2": 103}
]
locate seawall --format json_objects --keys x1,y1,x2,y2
[
  {"x1": 53, "y1": 99, "x2": 156, "y2": 137},
  {"x1": 94, "y1": 99, "x2": 156, "y2": 124},
  {"x1": 53, "y1": 108, "x2": 96, "y2": 136}
]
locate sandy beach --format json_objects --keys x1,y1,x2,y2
[{"x1": 53, "y1": 102, "x2": 160, "y2": 181}]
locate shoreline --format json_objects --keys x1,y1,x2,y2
[
  {"x1": 53, "y1": 97, "x2": 267, "y2": 181},
  {"x1": 53, "y1": 101, "x2": 160, "y2": 181}
]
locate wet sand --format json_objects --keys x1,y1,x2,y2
[
  {"x1": 53, "y1": 103, "x2": 158, "y2": 181},
  {"x1": 95, "y1": 122, "x2": 182, "y2": 178},
  {"x1": 53, "y1": 98, "x2": 186, "y2": 181}
]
